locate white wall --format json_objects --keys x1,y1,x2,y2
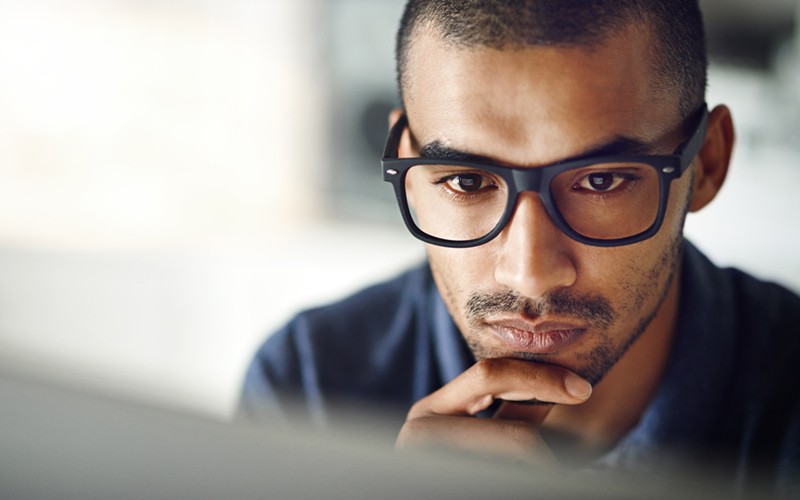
[{"x1": 0, "y1": 0, "x2": 323, "y2": 248}]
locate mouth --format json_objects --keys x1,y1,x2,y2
[{"x1": 487, "y1": 319, "x2": 587, "y2": 354}]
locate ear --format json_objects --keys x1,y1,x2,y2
[
  {"x1": 388, "y1": 107, "x2": 404, "y2": 129},
  {"x1": 387, "y1": 107, "x2": 417, "y2": 158},
  {"x1": 689, "y1": 105, "x2": 735, "y2": 212}
]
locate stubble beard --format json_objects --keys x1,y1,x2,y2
[{"x1": 458, "y1": 234, "x2": 684, "y2": 386}]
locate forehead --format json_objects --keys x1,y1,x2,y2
[{"x1": 403, "y1": 24, "x2": 681, "y2": 166}]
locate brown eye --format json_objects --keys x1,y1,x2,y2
[
  {"x1": 588, "y1": 173, "x2": 614, "y2": 191},
  {"x1": 574, "y1": 172, "x2": 626, "y2": 192},
  {"x1": 453, "y1": 174, "x2": 484, "y2": 192},
  {"x1": 431, "y1": 168, "x2": 499, "y2": 197}
]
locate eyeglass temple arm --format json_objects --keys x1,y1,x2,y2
[
  {"x1": 677, "y1": 104, "x2": 710, "y2": 172},
  {"x1": 382, "y1": 113, "x2": 408, "y2": 159}
]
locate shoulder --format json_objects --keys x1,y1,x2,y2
[
  {"x1": 688, "y1": 243, "x2": 800, "y2": 375},
  {"x1": 287, "y1": 262, "x2": 434, "y2": 341},
  {"x1": 719, "y1": 264, "x2": 800, "y2": 357},
  {"x1": 728, "y1": 271, "x2": 800, "y2": 494},
  {"x1": 644, "y1": 244, "x2": 800, "y2": 492},
  {"x1": 722, "y1": 265, "x2": 800, "y2": 395},
  {"x1": 259, "y1": 261, "x2": 434, "y2": 371},
  {"x1": 239, "y1": 262, "x2": 436, "y2": 421},
  {"x1": 728, "y1": 268, "x2": 800, "y2": 327},
  {"x1": 685, "y1": 244, "x2": 800, "y2": 491},
  {"x1": 683, "y1": 242, "x2": 800, "y2": 344}
]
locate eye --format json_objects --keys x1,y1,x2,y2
[
  {"x1": 442, "y1": 173, "x2": 495, "y2": 193},
  {"x1": 574, "y1": 172, "x2": 627, "y2": 192}
]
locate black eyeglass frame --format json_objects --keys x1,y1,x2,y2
[{"x1": 381, "y1": 105, "x2": 709, "y2": 248}]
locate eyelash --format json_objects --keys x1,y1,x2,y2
[
  {"x1": 570, "y1": 172, "x2": 643, "y2": 196},
  {"x1": 429, "y1": 174, "x2": 498, "y2": 204}
]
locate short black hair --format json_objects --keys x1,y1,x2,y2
[{"x1": 396, "y1": 0, "x2": 707, "y2": 119}]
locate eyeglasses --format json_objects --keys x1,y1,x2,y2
[{"x1": 381, "y1": 105, "x2": 708, "y2": 248}]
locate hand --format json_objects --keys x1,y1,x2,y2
[{"x1": 395, "y1": 358, "x2": 593, "y2": 465}]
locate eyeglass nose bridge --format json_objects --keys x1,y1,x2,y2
[
  {"x1": 511, "y1": 167, "x2": 546, "y2": 193},
  {"x1": 505, "y1": 166, "x2": 566, "y2": 231}
]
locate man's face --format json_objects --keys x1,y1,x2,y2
[{"x1": 399, "y1": 25, "x2": 697, "y2": 385}]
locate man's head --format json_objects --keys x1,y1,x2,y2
[
  {"x1": 396, "y1": 0, "x2": 708, "y2": 120},
  {"x1": 385, "y1": 1, "x2": 734, "y2": 385}
]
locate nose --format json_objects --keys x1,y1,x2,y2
[{"x1": 493, "y1": 193, "x2": 577, "y2": 300}]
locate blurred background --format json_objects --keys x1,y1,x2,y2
[{"x1": 0, "y1": 0, "x2": 798, "y2": 420}]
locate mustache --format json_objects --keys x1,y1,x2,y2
[{"x1": 465, "y1": 290, "x2": 615, "y2": 329}]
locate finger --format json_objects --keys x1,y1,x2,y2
[
  {"x1": 408, "y1": 358, "x2": 592, "y2": 419},
  {"x1": 493, "y1": 400, "x2": 555, "y2": 426},
  {"x1": 396, "y1": 415, "x2": 556, "y2": 466}
]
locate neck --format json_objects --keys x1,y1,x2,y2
[{"x1": 541, "y1": 261, "x2": 682, "y2": 461}]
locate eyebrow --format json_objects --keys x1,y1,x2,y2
[{"x1": 418, "y1": 136, "x2": 657, "y2": 166}]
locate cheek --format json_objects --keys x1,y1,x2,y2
[
  {"x1": 580, "y1": 168, "x2": 692, "y2": 298},
  {"x1": 577, "y1": 232, "x2": 677, "y2": 317},
  {"x1": 426, "y1": 245, "x2": 497, "y2": 309},
  {"x1": 572, "y1": 249, "x2": 635, "y2": 300}
]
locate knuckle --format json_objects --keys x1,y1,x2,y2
[
  {"x1": 397, "y1": 416, "x2": 436, "y2": 448},
  {"x1": 471, "y1": 358, "x2": 502, "y2": 385},
  {"x1": 395, "y1": 425, "x2": 415, "y2": 449},
  {"x1": 397, "y1": 419, "x2": 418, "y2": 440},
  {"x1": 406, "y1": 399, "x2": 430, "y2": 419}
]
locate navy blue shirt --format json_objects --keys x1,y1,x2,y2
[{"x1": 240, "y1": 242, "x2": 800, "y2": 496}]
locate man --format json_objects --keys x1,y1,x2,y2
[{"x1": 241, "y1": 0, "x2": 800, "y2": 496}]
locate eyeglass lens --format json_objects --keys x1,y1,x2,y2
[{"x1": 404, "y1": 162, "x2": 660, "y2": 242}]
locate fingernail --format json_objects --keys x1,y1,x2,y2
[{"x1": 564, "y1": 373, "x2": 592, "y2": 400}]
